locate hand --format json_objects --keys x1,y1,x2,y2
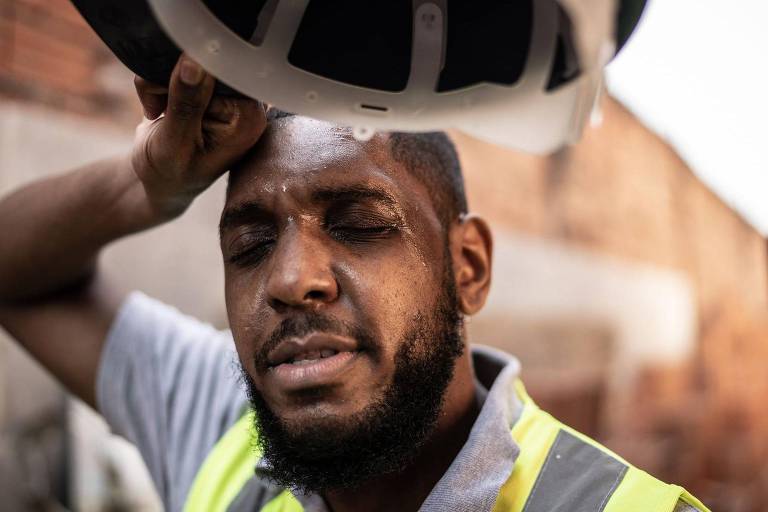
[{"x1": 131, "y1": 54, "x2": 267, "y2": 218}]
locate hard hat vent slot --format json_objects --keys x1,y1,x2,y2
[
  {"x1": 359, "y1": 104, "x2": 389, "y2": 113},
  {"x1": 546, "y1": 4, "x2": 581, "y2": 92},
  {"x1": 436, "y1": 0, "x2": 533, "y2": 92},
  {"x1": 288, "y1": 0, "x2": 412, "y2": 92}
]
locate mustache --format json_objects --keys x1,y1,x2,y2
[{"x1": 254, "y1": 313, "x2": 378, "y2": 371}]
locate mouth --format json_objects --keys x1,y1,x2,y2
[
  {"x1": 269, "y1": 348, "x2": 348, "y2": 366},
  {"x1": 265, "y1": 332, "x2": 362, "y2": 390}
]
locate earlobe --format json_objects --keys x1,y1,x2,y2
[{"x1": 453, "y1": 214, "x2": 493, "y2": 316}]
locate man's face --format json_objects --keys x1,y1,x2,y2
[
  {"x1": 222, "y1": 118, "x2": 452, "y2": 419},
  {"x1": 219, "y1": 117, "x2": 466, "y2": 489}
]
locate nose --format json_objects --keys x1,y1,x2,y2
[{"x1": 265, "y1": 225, "x2": 339, "y2": 311}]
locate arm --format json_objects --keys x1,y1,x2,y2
[{"x1": 0, "y1": 55, "x2": 266, "y2": 408}]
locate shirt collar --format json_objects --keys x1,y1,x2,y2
[{"x1": 418, "y1": 345, "x2": 523, "y2": 511}]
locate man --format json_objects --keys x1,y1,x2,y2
[{"x1": 0, "y1": 56, "x2": 707, "y2": 512}]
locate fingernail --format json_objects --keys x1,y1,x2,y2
[{"x1": 180, "y1": 58, "x2": 204, "y2": 86}]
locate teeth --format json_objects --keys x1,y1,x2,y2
[
  {"x1": 287, "y1": 349, "x2": 339, "y2": 364},
  {"x1": 295, "y1": 350, "x2": 319, "y2": 362}
]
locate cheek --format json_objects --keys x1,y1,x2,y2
[
  {"x1": 224, "y1": 268, "x2": 266, "y2": 375},
  {"x1": 342, "y1": 250, "x2": 439, "y2": 353}
]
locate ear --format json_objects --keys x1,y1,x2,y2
[{"x1": 450, "y1": 214, "x2": 493, "y2": 315}]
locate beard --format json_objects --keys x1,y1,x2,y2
[{"x1": 240, "y1": 251, "x2": 464, "y2": 493}]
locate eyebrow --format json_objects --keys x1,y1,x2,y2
[
  {"x1": 311, "y1": 184, "x2": 398, "y2": 208},
  {"x1": 219, "y1": 201, "x2": 271, "y2": 234},
  {"x1": 219, "y1": 184, "x2": 400, "y2": 235}
]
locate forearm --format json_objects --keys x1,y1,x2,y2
[{"x1": 0, "y1": 155, "x2": 172, "y2": 302}]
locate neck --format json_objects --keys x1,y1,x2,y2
[{"x1": 323, "y1": 350, "x2": 479, "y2": 512}]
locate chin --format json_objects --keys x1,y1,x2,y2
[
  {"x1": 283, "y1": 406, "x2": 360, "y2": 432},
  {"x1": 271, "y1": 388, "x2": 376, "y2": 425}
]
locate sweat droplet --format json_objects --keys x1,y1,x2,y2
[{"x1": 352, "y1": 126, "x2": 375, "y2": 141}]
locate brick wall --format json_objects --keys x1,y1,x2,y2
[
  {"x1": 454, "y1": 101, "x2": 768, "y2": 510},
  {"x1": 0, "y1": 0, "x2": 138, "y2": 122},
  {"x1": 453, "y1": 98, "x2": 767, "y2": 317}
]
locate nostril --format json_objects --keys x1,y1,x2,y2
[
  {"x1": 305, "y1": 290, "x2": 326, "y2": 301},
  {"x1": 268, "y1": 296, "x2": 290, "y2": 313}
]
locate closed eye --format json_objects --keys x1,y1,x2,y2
[
  {"x1": 229, "y1": 241, "x2": 274, "y2": 266},
  {"x1": 227, "y1": 231, "x2": 275, "y2": 266},
  {"x1": 329, "y1": 224, "x2": 399, "y2": 244},
  {"x1": 325, "y1": 201, "x2": 403, "y2": 245}
]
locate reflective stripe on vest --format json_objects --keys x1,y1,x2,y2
[
  {"x1": 184, "y1": 381, "x2": 710, "y2": 512},
  {"x1": 493, "y1": 381, "x2": 709, "y2": 512}
]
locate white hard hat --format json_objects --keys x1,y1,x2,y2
[{"x1": 72, "y1": 0, "x2": 646, "y2": 154}]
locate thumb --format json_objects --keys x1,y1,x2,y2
[{"x1": 163, "y1": 55, "x2": 215, "y2": 146}]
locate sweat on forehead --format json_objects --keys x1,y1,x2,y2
[{"x1": 228, "y1": 112, "x2": 468, "y2": 226}]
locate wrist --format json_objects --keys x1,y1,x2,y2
[
  {"x1": 109, "y1": 155, "x2": 187, "y2": 234},
  {"x1": 127, "y1": 151, "x2": 205, "y2": 223}
]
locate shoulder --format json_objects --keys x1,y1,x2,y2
[
  {"x1": 100, "y1": 291, "x2": 238, "y2": 379},
  {"x1": 98, "y1": 292, "x2": 248, "y2": 511},
  {"x1": 503, "y1": 381, "x2": 710, "y2": 512}
]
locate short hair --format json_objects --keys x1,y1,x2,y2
[{"x1": 264, "y1": 109, "x2": 468, "y2": 227}]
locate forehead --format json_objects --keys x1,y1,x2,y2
[{"x1": 227, "y1": 117, "x2": 421, "y2": 209}]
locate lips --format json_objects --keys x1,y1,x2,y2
[
  {"x1": 276, "y1": 348, "x2": 340, "y2": 364},
  {"x1": 264, "y1": 332, "x2": 362, "y2": 390},
  {"x1": 267, "y1": 332, "x2": 358, "y2": 367}
]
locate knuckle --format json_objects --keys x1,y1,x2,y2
[
  {"x1": 207, "y1": 97, "x2": 235, "y2": 119},
  {"x1": 170, "y1": 98, "x2": 202, "y2": 121},
  {"x1": 235, "y1": 99, "x2": 260, "y2": 118}
]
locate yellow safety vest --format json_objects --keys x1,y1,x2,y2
[{"x1": 184, "y1": 380, "x2": 709, "y2": 512}]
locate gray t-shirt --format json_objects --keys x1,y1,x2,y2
[
  {"x1": 97, "y1": 292, "x2": 701, "y2": 512},
  {"x1": 97, "y1": 292, "x2": 248, "y2": 512}
]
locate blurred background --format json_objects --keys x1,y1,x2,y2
[{"x1": 1, "y1": 0, "x2": 767, "y2": 511}]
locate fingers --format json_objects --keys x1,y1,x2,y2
[
  {"x1": 204, "y1": 96, "x2": 240, "y2": 124},
  {"x1": 205, "y1": 96, "x2": 266, "y2": 125},
  {"x1": 163, "y1": 54, "x2": 216, "y2": 146},
  {"x1": 203, "y1": 98, "x2": 268, "y2": 172},
  {"x1": 225, "y1": 99, "x2": 268, "y2": 146},
  {"x1": 134, "y1": 76, "x2": 168, "y2": 120},
  {"x1": 132, "y1": 53, "x2": 267, "y2": 187}
]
